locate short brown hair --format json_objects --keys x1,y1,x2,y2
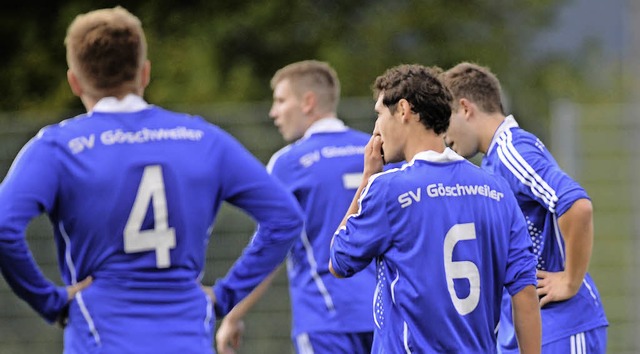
[
  {"x1": 373, "y1": 64, "x2": 452, "y2": 135},
  {"x1": 65, "y1": 6, "x2": 147, "y2": 97},
  {"x1": 440, "y1": 62, "x2": 504, "y2": 114},
  {"x1": 271, "y1": 60, "x2": 340, "y2": 114}
]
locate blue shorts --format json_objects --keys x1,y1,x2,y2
[
  {"x1": 542, "y1": 327, "x2": 607, "y2": 354},
  {"x1": 64, "y1": 281, "x2": 214, "y2": 354},
  {"x1": 293, "y1": 331, "x2": 373, "y2": 354}
]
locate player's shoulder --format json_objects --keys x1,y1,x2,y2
[
  {"x1": 496, "y1": 126, "x2": 545, "y2": 152},
  {"x1": 366, "y1": 163, "x2": 407, "y2": 189},
  {"x1": 309, "y1": 126, "x2": 370, "y2": 144},
  {"x1": 332, "y1": 128, "x2": 371, "y2": 149},
  {"x1": 488, "y1": 127, "x2": 549, "y2": 171},
  {"x1": 271, "y1": 143, "x2": 293, "y2": 157},
  {"x1": 148, "y1": 106, "x2": 219, "y2": 129},
  {"x1": 144, "y1": 107, "x2": 246, "y2": 146},
  {"x1": 462, "y1": 159, "x2": 513, "y2": 187},
  {"x1": 437, "y1": 158, "x2": 513, "y2": 193},
  {"x1": 265, "y1": 138, "x2": 322, "y2": 174},
  {"x1": 345, "y1": 127, "x2": 372, "y2": 140},
  {"x1": 33, "y1": 112, "x2": 91, "y2": 142},
  {"x1": 268, "y1": 128, "x2": 370, "y2": 171},
  {"x1": 267, "y1": 144, "x2": 295, "y2": 172}
]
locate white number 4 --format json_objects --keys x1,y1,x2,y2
[
  {"x1": 443, "y1": 223, "x2": 480, "y2": 315},
  {"x1": 124, "y1": 165, "x2": 176, "y2": 268}
]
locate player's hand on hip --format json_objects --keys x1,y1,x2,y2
[
  {"x1": 536, "y1": 270, "x2": 580, "y2": 307},
  {"x1": 58, "y1": 276, "x2": 93, "y2": 328},
  {"x1": 216, "y1": 316, "x2": 245, "y2": 354},
  {"x1": 66, "y1": 276, "x2": 93, "y2": 301},
  {"x1": 201, "y1": 284, "x2": 216, "y2": 304}
]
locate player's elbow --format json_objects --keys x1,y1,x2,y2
[
  {"x1": 571, "y1": 198, "x2": 593, "y2": 219},
  {"x1": 559, "y1": 198, "x2": 593, "y2": 229}
]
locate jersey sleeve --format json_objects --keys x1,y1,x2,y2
[
  {"x1": 493, "y1": 132, "x2": 589, "y2": 217},
  {"x1": 212, "y1": 132, "x2": 303, "y2": 317},
  {"x1": 330, "y1": 173, "x2": 392, "y2": 277},
  {"x1": 0, "y1": 130, "x2": 68, "y2": 323},
  {"x1": 501, "y1": 184, "x2": 538, "y2": 296}
]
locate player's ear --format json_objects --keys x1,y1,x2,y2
[
  {"x1": 140, "y1": 60, "x2": 151, "y2": 89},
  {"x1": 459, "y1": 98, "x2": 474, "y2": 119},
  {"x1": 397, "y1": 99, "x2": 414, "y2": 122},
  {"x1": 301, "y1": 91, "x2": 316, "y2": 114},
  {"x1": 67, "y1": 69, "x2": 82, "y2": 97}
]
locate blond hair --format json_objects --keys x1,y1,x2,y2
[
  {"x1": 271, "y1": 60, "x2": 340, "y2": 114},
  {"x1": 65, "y1": 6, "x2": 147, "y2": 97}
]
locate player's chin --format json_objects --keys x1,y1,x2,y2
[{"x1": 446, "y1": 141, "x2": 457, "y2": 152}]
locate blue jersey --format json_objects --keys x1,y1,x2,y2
[
  {"x1": 267, "y1": 118, "x2": 376, "y2": 337},
  {"x1": 0, "y1": 95, "x2": 303, "y2": 353},
  {"x1": 330, "y1": 148, "x2": 537, "y2": 353},
  {"x1": 483, "y1": 116, "x2": 608, "y2": 350}
]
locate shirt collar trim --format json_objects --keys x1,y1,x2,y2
[
  {"x1": 89, "y1": 94, "x2": 151, "y2": 115},
  {"x1": 487, "y1": 115, "x2": 518, "y2": 154},
  {"x1": 303, "y1": 117, "x2": 347, "y2": 138}
]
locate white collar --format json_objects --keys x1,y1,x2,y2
[
  {"x1": 90, "y1": 94, "x2": 151, "y2": 115},
  {"x1": 303, "y1": 117, "x2": 347, "y2": 138},
  {"x1": 411, "y1": 147, "x2": 465, "y2": 163},
  {"x1": 487, "y1": 115, "x2": 518, "y2": 155}
]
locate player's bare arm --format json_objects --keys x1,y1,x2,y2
[
  {"x1": 536, "y1": 198, "x2": 593, "y2": 307},
  {"x1": 58, "y1": 276, "x2": 93, "y2": 328},
  {"x1": 201, "y1": 284, "x2": 217, "y2": 304},
  {"x1": 511, "y1": 285, "x2": 542, "y2": 354},
  {"x1": 215, "y1": 268, "x2": 279, "y2": 354},
  {"x1": 65, "y1": 276, "x2": 93, "y2": 302}
]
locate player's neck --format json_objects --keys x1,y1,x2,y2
[
  {"x1": 405, "y1": 130, "x2": 446, "y2": 161},
  {"x1": 479, "y1": 113, "x2": 506, "y2": 154},
  {"x1": 312, "y1": 111, "x2": 337, "y2": 122}
]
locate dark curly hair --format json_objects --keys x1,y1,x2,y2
[{"x1": 372, "y1": 64, "x2": 452, "y2": 135}]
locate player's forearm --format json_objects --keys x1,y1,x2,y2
[
  {"x1": 558, "y1": 198, "x2": 594, "y2": 291},
  {"x1": 512, "y1": 285, "x2": 542, "y2": 354},
  {"x1": 213, "y1": 223, "x2": 298, "y2": 317},
  {"x1": 0, "y1": 246, "x2": 68, "y2": 323},
  {"x1": 223, "y1": 266, "x2": 280, "y2": 321}
]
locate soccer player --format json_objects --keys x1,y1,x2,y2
[
  {"x1": 441, "y1": 62, "x2": 608, "y2": 353},
  {"x1": 0, "y1": 7, "x2": 303, "y2": 354},
  {"x1": 328, "y1": 64, "x2": 542, "y2": 353},
  {"x1": 216, "y1": 60, "x2": 375, "y2": 354}
]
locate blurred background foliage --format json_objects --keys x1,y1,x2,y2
[{"x1": 0, "y1": 0, "x2": 624, "y2": 137}]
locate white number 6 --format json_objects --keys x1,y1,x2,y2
[
  {"x1": 124, "y1": 165, "x2": 176, "y2": 268},
  {"x1": 443, "y1": 223, "x2": 480, "y2": 315}
]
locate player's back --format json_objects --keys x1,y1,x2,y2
[
  {"x1": 374, "y1": 152, "x2": 534, "y2": 352},
  {"x1": 49, "y1": 106, "x2": 232, "y2": 283},
  {"x1": 268, "y1": 126, "x2": 376, "y2": 335},
  {"x1": 484, "y1": 119, "x2": 608, "y2": 350},
  {"x1": 37, "y1": 105, "x2": 272, "y2": 353}
]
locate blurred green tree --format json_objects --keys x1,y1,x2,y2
[{"x1": 0, "y1": 0, "x2": 621, "y2": 134}]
